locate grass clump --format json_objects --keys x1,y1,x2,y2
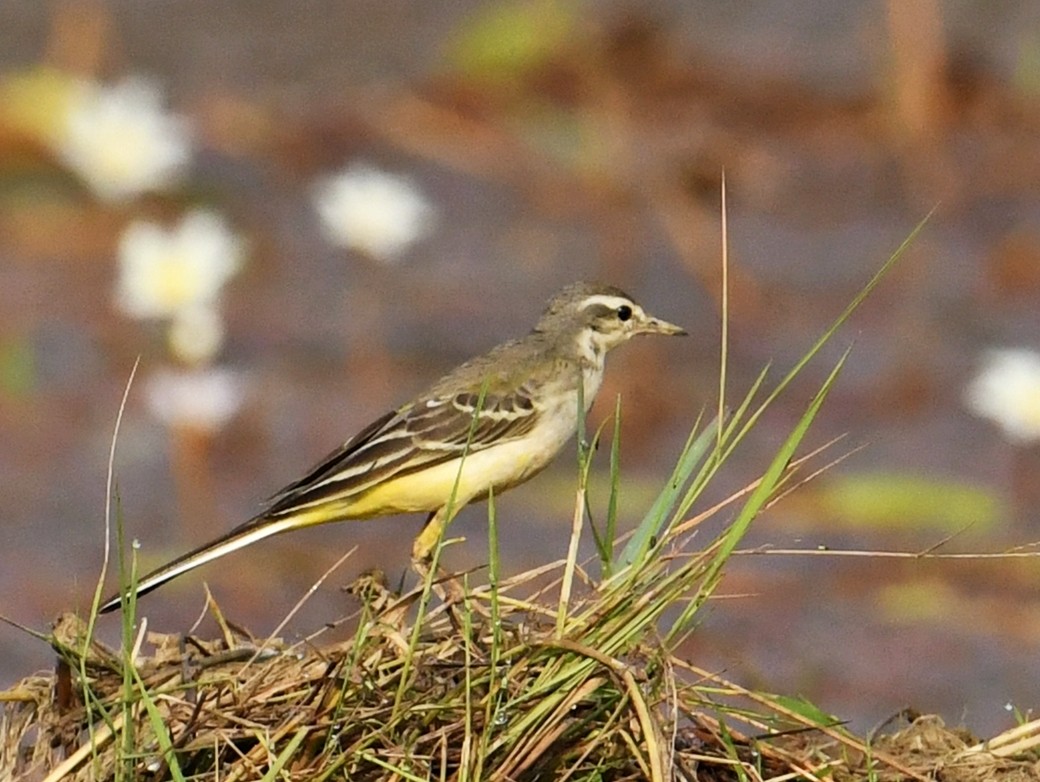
[{"x1": 6, "y1": 551, "x2": 1038, "y2": 781}]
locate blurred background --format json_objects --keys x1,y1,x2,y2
[{"x1": 1, "y1": 0, "x2": 1039, "y2": 736}]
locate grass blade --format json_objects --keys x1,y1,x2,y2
[
  {"x1": 668, "y1": 347, "x2": 852, "y2": 641},
  {"x1": 615, "y1": 411, "x2": 712, "y2": 571}
]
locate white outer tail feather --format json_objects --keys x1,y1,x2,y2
[{"x1": 99, "y1": 515, "x2": 300, "y2": 614}]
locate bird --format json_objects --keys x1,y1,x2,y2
[{"x1": 99, "y1": 281, "x2": 686, "y2": 614}]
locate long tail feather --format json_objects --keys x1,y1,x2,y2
[{"x1": 99, "y1": 514, "x2": 303, "y2": 614}]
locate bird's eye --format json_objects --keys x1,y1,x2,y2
[{"x1": 616, "y1": 305, "x2": 632, "y2": 322}]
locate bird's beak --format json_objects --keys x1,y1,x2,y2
[{"x1": 638, "y1": 315, "x2": 688, "y2": 337}]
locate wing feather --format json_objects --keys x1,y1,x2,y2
[{"x1": 261, "y1": 387, "x2": 542, "y2": 517}]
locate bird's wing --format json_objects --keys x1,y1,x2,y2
[{"x1": 261, "y1": 383, "x2": 544, "y2": 517}]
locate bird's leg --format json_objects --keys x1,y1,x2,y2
[
  {"x1": 412, "y1": 507, "x2": 467, "y2": 606},
  {"x1": 412, "y1": 508, "x2": 447, "y2": 563},
  {"x1": 410, "y1": 510, "x2": 440, "y2": 587}
]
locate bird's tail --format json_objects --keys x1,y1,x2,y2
[{"x1": 98, "y1": 513, "x2": 311, "y2": 614}]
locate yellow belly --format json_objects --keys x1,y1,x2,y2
[{"x1": 345, "y1": 436, "x2": 551, "y2": 517}]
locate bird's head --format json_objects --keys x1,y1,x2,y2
[{"x1": 536, "y1": 282, "x2": 687, "y2": 364}]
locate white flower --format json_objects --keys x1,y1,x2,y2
[
  {"x1": 116, "y1": 210, "x2": 244, "y2": 320},
  {"x1": 145, "y1": 366, "x2": 244, "y2": 433},
  {"x1": 965, "y1": 348, "x2": 1040, "y2": 443},
  {"x1": 56, "y1": 76, "x2": 191, "y2": 202},
  {"x1": 312, "y1": 163, "x2": 435, "y2": 262},
  {"x1": 168, "y1": 304, "x2": 226, "y2": 365}
]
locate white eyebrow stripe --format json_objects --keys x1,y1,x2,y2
[{"x1": 579, "y1": 295, "x2": 637, "y2": 311}]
